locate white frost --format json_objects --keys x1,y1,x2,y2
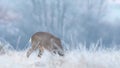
[{"x1": 0, "y1": 49, "x2": 120, "y2": 68}]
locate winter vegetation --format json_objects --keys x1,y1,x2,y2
[
  {"x1": 0, "y1": 42, "x2": 120, "y2": 68},
  {"x1": 0, "y1": 0, "x2": 120, "y2": 68}
]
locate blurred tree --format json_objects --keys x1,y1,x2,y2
[
  {"x1": 0, "y1": 0, "x2": 111, "y2": 49},
  {"x1": 28, "y1": 0, "x2": 108, "y2": 49}
]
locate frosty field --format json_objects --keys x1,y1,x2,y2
[
  {"x1": 0, "y1": 0, "x2": 120, "y2": 68},
  {"x1": 0, "y1": 46, "x2": 120, "y2": 68}
]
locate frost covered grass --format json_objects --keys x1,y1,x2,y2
[{"x1": 0, "y1": 45, "x2": 120, "y2": 68}]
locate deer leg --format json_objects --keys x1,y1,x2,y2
[
  {"x1": 58, "y1": 50, "x2": 64, "y2": 56},
  {"x1": 52, "y1": 42, "x2": 64, "y2": 56},
  {"x1": 38, "y1": 46, "x2": 44, "y2": 57},
  {"x1": 27, "y1": 41, "x2": 39, "y2": 58},
  {"x1": 52, "y1": 49, "x2": 64, "y2": 56},
  {"x1": 38, "y1": 49, "x2": 42, "y2": 57},
  {"x1": 27, "y1": 48, "x2": 34, "y2": 58}
]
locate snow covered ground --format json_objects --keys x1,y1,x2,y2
[{"x1": 0, "y1": 47, "x2": 120, "y2": 68}]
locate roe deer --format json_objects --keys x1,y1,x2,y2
[{"x1": 26, "y1": 32, "x2": 64, "y2": 58}]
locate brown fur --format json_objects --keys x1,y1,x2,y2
[{"x1": 27, "y1": 32, "x2": 64, "y2": 58}]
